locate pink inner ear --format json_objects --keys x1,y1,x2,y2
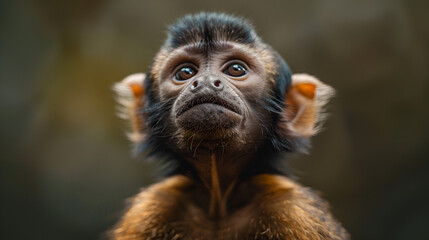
[
  {"x1": 296, "y1": 83, "x2": 316, "y2": 99},
  {"x1": 129, "y1": 84, "x2": 144, "y2": 98}
]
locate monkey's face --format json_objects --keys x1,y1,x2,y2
[
  {"x1": 114, "y1": 13, "x2": 334, "y2": 159},
  {"x1": 156, "y1": 42, "x2": 272, "y2": 149}
]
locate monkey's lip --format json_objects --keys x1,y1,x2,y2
[{"x1": 176, "y1": 95, "x2": 241, "y2": 117}]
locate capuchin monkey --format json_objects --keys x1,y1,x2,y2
[{"x1": 111, "y1": 12, "x2": 349, "y2": 240}]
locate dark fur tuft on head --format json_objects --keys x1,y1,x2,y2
[{"x1": 165, "y1": 12, "x2": 257, "y2": 49}]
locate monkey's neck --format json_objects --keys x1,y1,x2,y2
[
  {"x1": 208, "y1": 150, "x2": 237, "y2": 219},
  {"x1": 209, "y1": 150, "x2": 223, "y2": 218},
  {"x1": 183, "y1": 147, "x2": 249, "y2": 219}
]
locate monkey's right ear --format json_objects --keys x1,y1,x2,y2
[{"x1": 113, "y1": 73, "x2": 146, "y2": 143}]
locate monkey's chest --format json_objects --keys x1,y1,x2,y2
[{"x1": 155, "y1": 206, "x2": 265, "y2": 240}]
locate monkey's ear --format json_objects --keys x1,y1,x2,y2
[
  {"x1": 113, "y1": 73, "x2": 146, "y2": 143},
  {"x1": 281, "y1": 74, "x2": 334, "y2": 138}
]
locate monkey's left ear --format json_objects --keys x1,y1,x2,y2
[
  {"x1": 280, "y1": 74, "x2": 334, "y2": 138},
  {"x1": 113, "y1": 73, "x2": 146, "y2": 143}
]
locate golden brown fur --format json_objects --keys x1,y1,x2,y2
[{"x1": 112, "y1": 175, "x2": 348, "y2": 240}]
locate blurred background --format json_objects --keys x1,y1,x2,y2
[{"x1": 1, "y1": 0, "x2": 428, "y2": 239}]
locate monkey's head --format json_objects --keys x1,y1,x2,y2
[{"x1": 114, "y1": 13, "x2": 333, "y2": 164}]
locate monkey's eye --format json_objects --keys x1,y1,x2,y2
[
  {"x1": 225, "y1": 63, "x2": 247, "y2": 78},
  {"x1": 174, "y1": 66, "x2": 197, "y2": 81}
]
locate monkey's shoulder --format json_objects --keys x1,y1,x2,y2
[
  {"x1": 111, "y1": 175, "x2": 196, "y2": 239},
  {"x1": 243, "y1": 174, "x2": 350, "y2": 239},
  {"x1": 112, "y1": 175, "x2": 349, "y2": 240}
]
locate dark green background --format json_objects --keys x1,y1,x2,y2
[{"x1": 1, "y1": 0, "x2": 428, "y2": 239}]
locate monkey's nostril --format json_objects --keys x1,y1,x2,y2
[
  {"x1": 191, "y1": 80, "x2": 199, "y2": 91},
  {"x1": 212, "y1": 80, "x2": 223, "y2": 90}
]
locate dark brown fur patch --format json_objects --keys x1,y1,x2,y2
[{"x1": 165, "y1": 12, "x2": 257, "y2": 50}]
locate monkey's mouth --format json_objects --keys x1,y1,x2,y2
[{"x1": 176, "y1": 95, "x2": 241, "y2": 117}]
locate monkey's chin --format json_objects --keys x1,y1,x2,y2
[{"x1": 175, "y1": 103, "x2": 242, "y2": 134}]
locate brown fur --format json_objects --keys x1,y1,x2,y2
[{"x1": 111, "y1": 174, "x2": 348, "y2": 240}]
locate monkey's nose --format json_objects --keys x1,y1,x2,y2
[
  {"x1": 211, "y1": 79, "x2": 224, "y2": 91},
  {"x1": 190, "y1": 78, "x2": 224, "y2": 92}
]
